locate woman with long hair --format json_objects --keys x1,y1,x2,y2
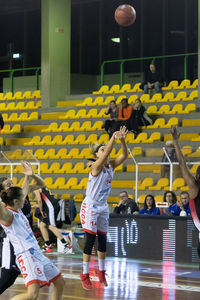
[
  {"x1": 80, "y1": 126, "x2": 128, "y2": 290},
  {"x1": 139, "y1": 194, "x2": 160, "y2": 215}
]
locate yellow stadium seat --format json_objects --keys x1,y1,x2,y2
[
  {"x1": 174, "y1": 91, "x2": 187, "y2": 101},
  {"x1": 24, "y1": 136, "x2": 41, "y2": 145},
  {"x1": 155, "y1": 195, "x2": 163, "y2": 202},
  {"x1": 188, "y1": 148, "x2": 200, "y2": 158},
  {"x1": 77, "y1": 97, "x2": 93, "y2": 107},
  {"x1": 10, "y1": 124, "x2": 21, "y2": 133},
  {"x1": 66, "y1": 148, "x2": 79, "y2": 159},
  {"x1": 116, "y1": 95, "x2": 127, "y2": 105},
  {"x1": 43, "y1": 148, "x2": 56, "y2": 159},
  {"x1": 98, "y1": 108, "x2": 107, "y2": 118},
  {"x1": 91, "y1": 121, "x2": 103, "y2": 130},
  {"x1": 147, "y1": 118, "x2": 165, "y2": 129},
  {"x1": 92, "y1": 97, "x2": 104, "y2": 106},
  {"x1": 62, "y1": 135, "x2": 75, "y2": 145},
  {"x1": 172, "y1": 178, "x2": 185, "y2": 190},
  {"x1": 31, "y1": 90, "x2": 41, "y2": 99},
  {"x1": 189, "y1": 165, "x2": 199, "y2": 174},
  {"x1": 3, "y1": 92, "x2": 13, "y2": 100},
  {"x1": 2, "y1": 113, "x2": 8, "y2": 121},
  {"x1": 13, "y1": 91, "x2": 23, "y2": 100},
  {"x1": 79, "y1": 121, "x2": 91, "y2": 131},
  {"x1": 83, "y1": 134, "x2": 97, "y2": 144},
  {"x1": 112, "y1": 180, "x2": 135, "y2": 188},
  {"x1": 54, "y1": 148, "x2": 68, "y2": 159},
  {"x1": 86, "y1": 109, "x2": 98, "y2": 118},
  {"x1": 22, "y1": 91, "x2": 32, "y2": 99},
  {"x1": 133, "y1": 132, "x2": 148, "y2": 143},
  {"x1": 69, "y1": 121, "x2": 80, "y2": 131},
  {"x1": 44, "y1": 177, "x2": 54, "y2": 188},
  {"x1": 145, "y1": 148, "x2": 163, "y2": 156},
  {"x1": 79, "y1": 148, "x2": 92, "y2": 159},
  {"x1": 150, "y1": 178, "x2": 169, "y2": 190},
  {"x1": 131, "y1": 83, "x2": 142, "y2": 92},
  {"x1": 75, "y1": 109, "x2": 87, "y2": 119},
  {"x1": 114, "y1": 164, "x2": 123, "y2": 172},
  {"x1": 182, "y1": 119, "x2": 200, "y2": 127},
  {"x1": 158, "y1": 105, "x2": 170, "y2": 114},
  {"x1": 146, "y1": 132, "x2": 161, "y2": 143},
  {"x1": 181, "y1": 146, "x2": 192, "y2": 156},
  {"x1": 177, "y1": 79, "x2": 191, "y2": 89},
  {"x1": 185, "y1": 90, "x2": 198, "y2": 101},
  {"x1": 0, "y1": 93, "x2": 4, "y2": 100},
  {"x1": 119, "y1": 83, "x2": 132, "y2": 93},
  {"x1": 0, "y1": 103, "x2": 6, "y2": 110},
  {"x1": 162, "y1": 80, "x2": 178, "y2": 90},
  {"x1": 40, "y1": 135, "x2": 52, "y2": 145},
  {"x1": 163, "y1": 92, "x2": 174, "y2": 102},
  {"x1": 72, "y1": 163, "x2": 89, "y2": 173},
  {"x1": 48, "y1": 162, "x2": 61, "y2": 173},
  {"x1": 104, "y1": 84, "x2": 120, "y2": 94},
  {"x1": 150, "y1": 93, "x2": 162, "y2": 103},
  {"x1": 140, "y1": 94, "x2": 150, "y2": 103},
  {"x1": 29, "y1": 112, "x2": 39, "y2": 121},
  {"x1": 184, "y1": 103, "x2": 196, "y2": 113},
  {"x1": 74, "y1": 194, "x2": 84, "y2": 202},
  {"x1": 55, "y1": 122, "x2": 69, "y2": 132},
  {"x1": 34, "y1": 149, "x2": 45, "y2": 159},
  {"x1": 52, "y1": 135, "x2": 64, "y2": 145},
  {"x1": 128, "y1": 94, "x2": 138, "y2": 104},
  {"x1": 42, "y1": 123, "x2": 59, "y2": 132},
  {"x1": 170, "y1": 104, "x2": 184, "y2": 114},
  {"x1": 190, "y1": 79, "x2": 198, "y2": 89},
  {"x1": 165, "y1": 117, "x2": 178, "y2": 128},
  {"x1": 74, "y1": 134, "x2": 86, "y2": 144},
  {"x1": 65, "y1": 177, "x2": 78, "y2": 189},
  {"x1": 40, "y1": 163, "x2": 50, "y2": 173},
  {"x1": 93, "y1": 85, "x2": 109, "y2": 95},
  {"x1": 146, "y1": 105, "x2": 158, "y2": 115},
  {"x1": 132, "y1": 147, "x2": 142, "y2": 156},
  {"x1": 25, "y1": 101, "x2": 37, "y2": 110},
  {"x1": 138, "y1": 178, "x2": 154, "y2": 190},
  {"x1": 59, "y1": 163, "x2": 73, "y2": 173},
  {"x1": 0, "y1": 137, "x2": 3, "y2": 145},
  {"x1": 52, "y1": 177, "x2": 66, "y2": 189},
  {"x1": 98, "y1": 133, "x2": 109, "y2": 144}
]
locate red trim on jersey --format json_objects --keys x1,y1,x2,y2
[
  {"x1": 97, "y1": 230, "x2": 107, "y2": 235},
  {"x1": 7, "y1": 208, "x2": 19, "y2": 213},
  {"x1": 49, "y1": 272, "x2": 62, "y2": 284},
  {"x1": 26, "y1": 279, "x2": 48, "y2": 288},
  {"x1": 83, "y1": 228, "x2": 97, "y2": 235},
  {"x1": 1, "y1": 214, "x2": 14, "y2": 227}
]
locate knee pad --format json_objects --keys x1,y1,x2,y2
[
  {"x1": 83, "y1": 232, "x2": 96, "y2": 255},
  {"x1": 98, "y1": 234, "x2": 107, "y2": 252}
]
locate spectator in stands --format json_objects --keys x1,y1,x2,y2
[
  {"x1": 139, "y1": 194, "x2": 160, "y2": 215},
  {"x1": 35, "y1": 187, "x2": 72, "y2": 253},
  {"x1": 113, "y1": 98, "x2": 133, "y2": 132},
  {"x1": 143, "y1": 63, "x2": 163, "y2": 95},
  {"x1": 0, "y1": 113, "x2": 4, "y2": 132},
  {"x1": 163, "y1": 190, "x2": 181, "y2": 216},
  {"x1": 102, "y1": 100, "x2": 118, "y2": 138},
  {"x1": 129, "y1": 99, "x2": 152, "y2": 136},
  {"x1": 177, "y1": 191, "x2": 191, "y2": 216},
  {"x1": 113, "y1": 191, "x2": 139, "y2": 214},
  {"x1": 161, "y1": 140, "x2": 181, "y2": 179}
]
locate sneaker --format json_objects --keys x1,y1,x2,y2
[
  {"x1": 80, "y1": 273, "x2": 92, "y2": 290},
  {"x1": 63, "y1": 242, "x2": 72, "y2": 254},
  {"x1": 97, "y1": 270, "x2": 108, "y2": 287},
  {"x1": 43, "y1": 246, "x2": 52, "y2": 253}
]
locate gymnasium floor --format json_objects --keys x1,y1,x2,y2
[{"x1": 2, "y1": 253, "x2": 200, "y2": 299}]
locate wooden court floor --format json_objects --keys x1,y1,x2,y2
[{"x1": 2, "y1": 253, "x2": 200, "y2": 299}]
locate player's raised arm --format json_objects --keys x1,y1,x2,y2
[
  {"x1": 21, "y1": 161, "x2": 45, "y2": 197},
  {"x1": 110, "y1": 126, "x2": 128, "y2": 169},
  {"x1": 171, "y1": 126, "x2": 199, "y2": 199}
]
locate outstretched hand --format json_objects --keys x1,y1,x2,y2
[
  {"x1": 114, "y1": 126, "x2": 128, "y2": 140},
  {"x1": 170, "y1": 125, "x2": 180, "y2": 141},
  {"x1": 21, "y1": 161, "x2": 34, "y2": 176}
]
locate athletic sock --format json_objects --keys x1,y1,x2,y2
[
  {"x1": 98, "y1": 258, "x2": 105, "y2": 271},
  {"x1": 45, "y1": 241, "x2": 51, "y2": 246},
  {"x1": 83, "y1": 262, "x2": 90, "y2": 274}
]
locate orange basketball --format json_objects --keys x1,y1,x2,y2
[{"x1": 114, "y1": 4, "x2": 136, "y2": 27}]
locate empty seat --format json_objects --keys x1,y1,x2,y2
[
  {"x1": 162, "y1": 80, "x2": 179, "y2": 90},
  {"x1": 177, "y1": 79, "x2": 191, "y2": 89},
  {"x1": 150, "y1": 178, "x2": 169, "y2": 190},
  {"x1": 54, "y1": 148, "x2": 68, "y2": 159},
  {"x1": 171, "y1": 178, "x2": 185, "y2": 190},
  {"x1": 42, "y1": 123, "x2": 59, "y2": 132},
  {"x1": 59, "y1": 163, "x2": 73, "y2": 173},
  {"x1": 119, "y1": 83, "x2": 132, "y2": 93},
  {"x1": 104, "y1": 84, "x2": 120, "y2": 94},
  {"x1": 190, "y1": 79, "x2": 198, "y2": 89},
  {"x1": 138, "y1": 178, "x2": 154, "y2": 190},
  {"x1": 43, "y1": 148, "x2": 56, "y2": 159},
  {"x1": 93, "y1": 85, "x2": 109, "y2": 95}
]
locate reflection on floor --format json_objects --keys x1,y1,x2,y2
[{"x1": 2, "y1": 254, "x2": 200, "y2": 299}]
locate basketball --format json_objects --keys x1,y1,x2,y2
[{"x1": 114, "y1": 4, "x2": 136, "y2": 27}]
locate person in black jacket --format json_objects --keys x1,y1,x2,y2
[
  {"x1": 130, "y1": 99, "x2": 152, "y2": 136},
  {"x1": 143, "y1": 64, "x2": 163, "y2": 94},
  {"x1": 113, "y1": 191, "x2": 139, "y2": 214}
]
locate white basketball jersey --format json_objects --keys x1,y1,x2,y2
[
  {"x1": 85, "y1": 164, "x2": 114, "y2": 205},
  {"x1": 1, "y1": 209, "x2": 40, "y2": 256}
]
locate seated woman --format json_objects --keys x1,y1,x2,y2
[
  {"x1": 139, "y1": 194, "x2": 160, "y2": 215},
  {"x1": 130, "y1": 99, "x2": 152, "y2": 136},
  {"x1": 163, "y1": 190, "x2": 181, "y2": 216},
  {"x1": 102, "y1": 100, "x2": 118, "y2": 138}
]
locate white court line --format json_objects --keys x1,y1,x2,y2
[{"x1": 14, "y1": 273, "x2": 200, "y2": 292}]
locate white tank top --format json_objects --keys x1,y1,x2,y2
[
  {"x1": 85, "y1": 164, "x2": 113, "y2": 206},
  {"x1": 1, "y1": 209, "x2": 40, "y2": 257}
]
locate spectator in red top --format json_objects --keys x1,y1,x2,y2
[{"x1": 113, "y1": 98, "x2": 133, "y2": 132}]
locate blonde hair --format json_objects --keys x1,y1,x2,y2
[{"x1": 87, "y1": 143, "x2": 105, "y2": 167}]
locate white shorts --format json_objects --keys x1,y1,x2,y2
[
  {"x1": 16, "y1": 248, "x2": 61, "y2": 288},
  {"x1": 80, "y1": 198, "x2": 109, "y2": 235}
]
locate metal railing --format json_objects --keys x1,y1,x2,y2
[
  {"x1": 100, "y1": 52, "x2": 198, "y2": 87},
  {"x1": 0, "y1": 67, "x2": 41, "y2": 94}
]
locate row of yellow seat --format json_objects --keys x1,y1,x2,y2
[
  {"x1": 41, "y1": 120, "x2": 104, "y2": 132},
  {"x1": 0, "y1": 101, "x2": 41, "y2": 111},
  {"x1": 146, "y1": 103, "x2": 195, "y2": 115},
  {"x1": 0, "y1": 90, "x2": 41, "y2": 100},
  {"x1": 93, "y1": 79, "x2": 198, "y2": 95},
  {"x1": 1, "y1": 124, "x2": 21, "y2": 134},
  {"x1": 2, "y1": 112, "x2": 38, "y2": 122},
  {"x1": 78, "y1": 90, "x2": 198, "y2": 107}
]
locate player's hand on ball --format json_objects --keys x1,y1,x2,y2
[
  {"x1": 170, "y1": 125, "x2": 180, "y2": 140},
  {"x1": 21, "y1": 161, "x2": 34, "y2": 176}
]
